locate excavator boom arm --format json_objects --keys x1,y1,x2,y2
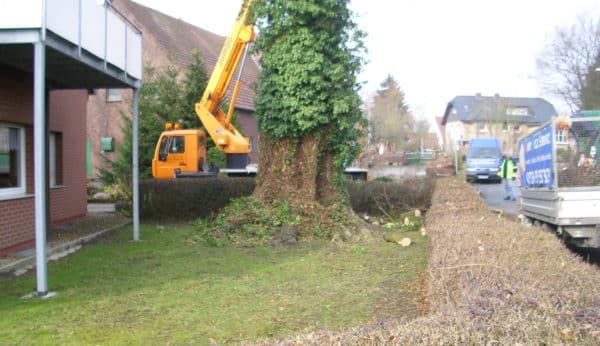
[{"x1": 195, "y1": 0, "x2": 255, "y2": 155}]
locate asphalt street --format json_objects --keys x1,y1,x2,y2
[{"x1": 470, "y1": 180, "x2": 521, "y2": 217}]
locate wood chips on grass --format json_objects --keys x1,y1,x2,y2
[{"x1": 259, "y1": 178, "x2": 600, "y2": 345}]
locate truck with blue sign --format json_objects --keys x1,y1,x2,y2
[{"x1": 518, "y1": 112, "x2": 600, "y2": 248}]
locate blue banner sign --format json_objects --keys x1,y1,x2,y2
[{"x1": 519, "y1": 125, "x2": 554, "y2": 188}]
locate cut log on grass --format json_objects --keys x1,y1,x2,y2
[{"x1": 399, "y1": 238, "x2": 412, "y2": 247}]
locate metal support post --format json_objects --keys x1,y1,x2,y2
[
  {"x1": 34, "y1": 40, "x2": 48, "y2": 296},
  {"x1": 132, "y1": 88, "x2": 140, "y2": 241}
]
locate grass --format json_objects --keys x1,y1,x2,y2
[{"x1": 0, "y1": 224, "x2": 428, "y2": 345}]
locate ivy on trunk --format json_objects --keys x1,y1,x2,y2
[{"x1": 250, "y1": 0, "x2": 365, "y2": 209}]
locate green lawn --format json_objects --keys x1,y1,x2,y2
[{"x1": 0, "y1": 225, "x2": 428, "y2": 345}]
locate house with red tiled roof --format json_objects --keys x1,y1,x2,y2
[{"x1": 87, "y1": 0, "x2": 260, "y2": 179}]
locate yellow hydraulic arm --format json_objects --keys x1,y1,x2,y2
[{"x1": 195, "y1": 0, "x2": 255, "y2": 157}]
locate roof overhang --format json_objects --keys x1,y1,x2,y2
[
  {"x1": 0, "y1": 30, "x2": 139, "y2": 89},
  {"x1": 0, "y1": 0, "x2": 142, "y2": 89}
]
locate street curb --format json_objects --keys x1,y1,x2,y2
[{"x1": 0, "y1": 221, "x2": 131, "y2": 275}]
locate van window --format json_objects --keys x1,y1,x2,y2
[{"x1": 468, "y1": 147, "x2": 500, "y2": 159}]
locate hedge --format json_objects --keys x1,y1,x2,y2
[
  {"x1": 140, "y1": 176, "x2": 435, "y2": 222},
  {"x1": 140, "y1": 177, "x2": 255, "y2": 222},
  {"x1": 346, "y1": 176, "x2": 435, "y2": 215}
]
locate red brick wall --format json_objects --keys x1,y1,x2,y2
[
  {"x1": 237, "y1": 109, "x2": 259, "y2": 164},
  {"x1": 0, "y1": 197, "x2": 35, "y2": 255},
  {"x1": 49, "y1": 90, "x2": 88, "y2": 225},
  {"x1": 0, "y1": 66, "x2": 88, "y2": 254},
  {"x1": 86, "y1": 88, "x2": 130, "y2": 179},
  {"x1": 0, "y1": 67, "x2": 35, "y2": 253}
]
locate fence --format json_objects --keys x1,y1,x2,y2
[{"x1": 555, "y1": 116, "x2": 600, "y2": 188}]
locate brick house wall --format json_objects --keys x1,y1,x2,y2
[
  {"x1": 86, "y1": 88, "x2": 130, "y2": 180},
  {"x1": 237, "y1": 109, "x2": 259, "y2": 163},
  {"x1": 49, "y1": 90, "x2": 88, "y2": 225},
  {"x1": 0, "y1": 66, "x2": 88, "y2": 255}
]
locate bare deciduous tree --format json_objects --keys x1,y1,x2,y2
[{"x1": 537, "y1": 14, "x2": 600, "y2": 113}]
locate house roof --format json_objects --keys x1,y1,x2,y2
[
  {"x1": 115, "y1": 0, "x2": 258, "y2": 111},
  {"x1": 441, "y1": 95, "x2": 557, "y2": 126}
]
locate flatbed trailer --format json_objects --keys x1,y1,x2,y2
[{"x1": 519, "y1": 114, "x2": 600, "y2": 248}]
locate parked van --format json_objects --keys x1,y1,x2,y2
[{"x1": 465, "y1": 137, "x2": 503, "y2": 183}]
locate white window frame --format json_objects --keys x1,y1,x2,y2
[
  {"x1": 0, "y1": 123, "x2": 26, "y2": 198},
  {"x1": 50, "y1": 132, "x2": 57, "y2": 187},
  {"x1": 506, "y1": 106, "x2": 529, "y2": 116},
  {"x1": 556, "y1": 129, "x2": 568, "y2": 144},
  {"x1": 478, "y1": 123, "x2": 489, "y2": 134},
  {"x1": 106, "y1": 88, "x2": 122, "y2": 102}
]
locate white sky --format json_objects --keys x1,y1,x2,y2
[{"x1": 132, "y1": 0, "x2": 600, "y2": 122}]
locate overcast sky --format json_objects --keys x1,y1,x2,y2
[{"x1": 132, "y1": 0, "x2": 600, "y2": 121}]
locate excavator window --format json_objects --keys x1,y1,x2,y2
[
  {"x1": 158, "y1": 136, "x2": 169, "y2": 161},
  {"x1": 169, "y1": 136, "x2": 185, "y2": 153}
]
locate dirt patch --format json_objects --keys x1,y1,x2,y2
[{"x1": 48, "y1": 213, "x2": 129, "y2": 247}]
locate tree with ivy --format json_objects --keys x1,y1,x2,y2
[{"x1": 246, "y1": 0, "x2": 366, "y2": 230}]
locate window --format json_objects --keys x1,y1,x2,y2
[
  {"x1": 556, "y1": 129, "x2": 568, "y2": 144},
  {"x1": 198, "y1": 136, "x2": 205, "y2": 149},
  {"x1": 50, "y1": 132, "x2": 63, "y2": 187},
  {"x1": 478, "y1": 123, "x2": 489, "y2": 133},
  {"x1": 106, "y1": 88, "x2": 122, "y2": 102},
  {"x1": 0, "y1": 124, "x2": 25, "y2": 197},
  {"x1": 169, "y1": 136, "x2": 185, "y2": 153},
  {"x1": 506, "y1": 107, "x2": 529, "y2": 116}
]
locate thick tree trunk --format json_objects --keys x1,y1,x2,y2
[
  {"x1": 253, "y1": 133, "x2": 339, "y2": 205},
  {"x1": 252, "y1": 132, "x2": 366, "y2": 239}
]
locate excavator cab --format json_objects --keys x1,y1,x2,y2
[{"x1": 152, "y1": 128, "x2": 215, "y2": 179}]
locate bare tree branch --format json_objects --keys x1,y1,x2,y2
[{"x1": 537, "y1": 14, "x2": 600, "y2": 113}]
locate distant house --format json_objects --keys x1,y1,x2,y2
[
  {"x1": 441, "y1": 94, "x2": 558, "y2": 154},
  {"x1": 87, "y1": 0, "x2": 260, "y2": 179}
]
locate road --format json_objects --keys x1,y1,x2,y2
[{"x1": 469, "y1": 180, "x2": 521, "y2": 217}]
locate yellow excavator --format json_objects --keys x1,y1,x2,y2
[
  {"x1": 152, "y1": 0, "x2": 255, "y2": 179},
  {"x1": 151, "y1": 0, "x2": 368, "y2": 180}
]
